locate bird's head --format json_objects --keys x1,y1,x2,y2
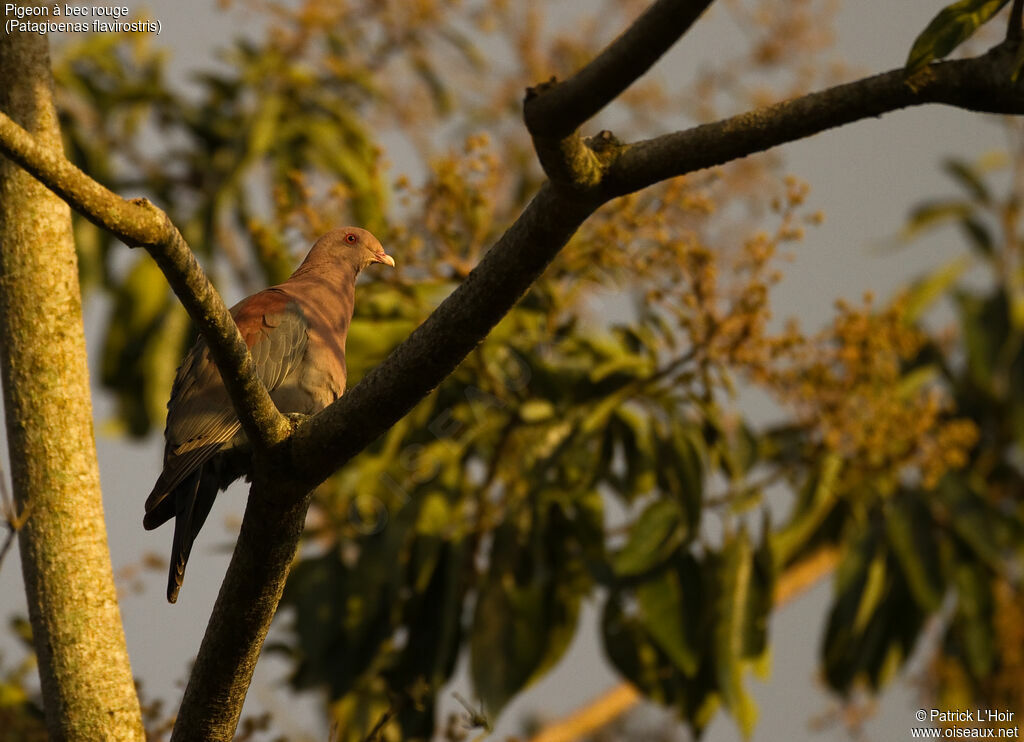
[{"x1": 304, "y1": 227, "x2": 395, "y2": 272}]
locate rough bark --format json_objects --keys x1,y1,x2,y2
[
  {"x1": 0, "y1": 106, "x2": 288, "y2": 453},
  {"x1": 0, "y1": 32, "x2": 144, "y2": 742},
  {"x1": 171, "y1": 479, "x2": 313, "y2": 740}
]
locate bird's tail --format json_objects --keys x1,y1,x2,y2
[{"x1": 166, "y1": 468, "x2": 219, "y2": 603}]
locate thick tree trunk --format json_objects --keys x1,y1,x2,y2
[{"x1": 0, "y1": 31, "x2": 144, "y2": 742}]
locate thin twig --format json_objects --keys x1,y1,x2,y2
[
  {"x1": 702, "y1": 470, "x2": 788, "y2": 509},
  {"x1": 0, "y1": 529, "x2": 15, "y2": 571},
  {"x1": 363, "y1": 705, "x2": 399, "y2": 742},
  {"x1": 0, "y1": 456, "x2": 29, "y2": 573},
  {"x1": 453, "y1": 692, "x2": 491, "y2": 732}
]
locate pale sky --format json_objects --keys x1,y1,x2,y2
[{"x1": 0, "y1": 1, "x2": 1007, "y2": 740}]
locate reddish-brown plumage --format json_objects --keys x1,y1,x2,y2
[{"x1": 145, "y1": 227, "x2": 394, "y2": 603}]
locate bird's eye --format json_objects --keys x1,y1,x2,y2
[{"x1": 345, "y1": 233, "x2": 357, "y2": 244}]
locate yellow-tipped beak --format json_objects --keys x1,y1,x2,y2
[{"x1": 375, "y1": 252, "x2": 396, "y2": 268}]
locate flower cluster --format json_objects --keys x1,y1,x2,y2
[{"x1": 760, "y1": 294, "x2": 978, "y2": 492}]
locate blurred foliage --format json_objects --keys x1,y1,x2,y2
[
  {"x1": 12, "y1": 0, "x2": 1019, "y2": 740},
  {"x1": 0, "y1": 617, "x2": 46, "y2": 742},
  {"x1": 892, "y1": 137, "x2": 1024, "y2": 727}
]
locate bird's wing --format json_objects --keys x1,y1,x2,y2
[
  {"x1": 243, "y1": 289, "x2": 311, "y2": 395},
  {"x1": 143, "y1": 341, "x2": 241, "y2": 524},
  {"x1": 144, "y1": 291, "x2": 310, "y2": 525}
]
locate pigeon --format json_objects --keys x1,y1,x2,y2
[{"x1": 144, "y1": 227, "x2": 394, "y2": 603}]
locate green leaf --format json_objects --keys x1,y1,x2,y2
[
  {"x1": 411, "y1": 52, "x2": 454, "y2": 115},
  {"x1": 853, "y1": 555, "x2": 888, "y2": 633},
  {"x1": 938, "y1": 478, "x2": 1007, "y2": 570},
  {"x1": 519, "y1": 399, "x2": 555, "y2": 422},
  {"x1": 1013, "y1": 39, "x2": 1024, "y2": 81},
  {"x1": 346, "y1": 317, "x2": 418, "y2": 384},
  {"x1": 470, "y1": 563, "x2": 544, "y2": 714},
  {"x1": 580, "y1": 387, "x2": 632, "y2": 434},
  {"x1": 900, "y1": 200, "x2": 974, "y2": 241},
  {"x1": 247, "y1": 92, "x2": 283, "y2": 159},
  {"x1": 822, "y1": 528, "x2": 881, "y2": 691},
  {"x1": 896, "y1": 365, "x2": 940, "y2": 399},
  {"x1": 950, "y1": 561, "x2": 996, "y2": 677},
  {"x1": 469, "y1": 518, "x2": 584, "y2": 715},
  {"x1": 714, "y1": 532, "x2": 758, "y2": 739},
  {"x1": 770, "y1": 453, "x2": 842, "y2": 567},
  {"x1": 281, "y1": 549, "x2": 395, "y2": 694},
  {"x1": 942, "y1": 157, "x2": 992, "y2": 203},
  {"x1": 601, "y1": 591, "x2": 668, "y2": 701},
  {"x1": 612, "y1": 499, "x2": 685, "y2": 577},
  {"x1": 903, "y1": 256, "x2": 971, "y2": 323},
  {"x1": 636, "y1": 556, "x2": 702, "y2": 676},
  {"x1": 589, "y1": 352, "x2": 653, "y2": 384},
  {"x1": 724, "y1": 421, "x2": 759, "y2": 480},
  {"x1": 414, "y1": 492, "x2": 453, "y2": 538},
  {"x1": 393, "y1": 540, "x2": 469, "y2": 700},
  {"x1": 100, "y1": 256, "x2": 186, "y2": 436},
  {"x1": 884, "y1": 496, "x2": 944, "y2": 612},
  {"x1": 606, "y1": 408, "x2": 658, "y2": 497},
  {"x1": 955, "y1": 289, "x2": 1010, "y2": 394},
  {"x1": 1011, "y1": 287, "x2": 1024, "y2": 330},
  {"x1": 655, "y1": 421, "x2": 705, "y2": 534},
  {"x1": 905, "y1": 0, "x2": 1011, "y2": 74},
  {"x1": 745, "y1": 534, "x2": 775, "y2": 660},
  {"x1": 960, "y1": 216, "x2": 995, "y2": 257}
]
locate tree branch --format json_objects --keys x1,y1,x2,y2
[
  {"x1": 523, "y1": 0, "x2": 715, "y2": 139},
  {"x1": 289, "y1": 184, "x2": 596, "y2": 486},
  {"x1": 523, "y1": 0, "x2": 715, "y2": 186},
  {"x1": 170, "y1": 478, "x2": 312, "y2": 741},
  {"x1": 176, "y1": 44, "x2": 1024, "y2": 735},
  {"x1": 603, "y1": 47, "x2": 1024, "y2": 199},
  {"x1": 291, "y1": 44, "x2": 1024, "y2": 493},
  {"x1": 0, "y1": 111, "x2": 289, "y2": 453}
]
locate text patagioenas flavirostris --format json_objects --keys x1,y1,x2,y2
[{"x1": 144, "y1": 227, "x2": 394, "y2": 603}]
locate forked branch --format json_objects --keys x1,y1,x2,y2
[
  {"x1": 0, "y1": 111, "x2": 288, "y2": 452},
  {"x1": 2, "y1": 2, "x2": 1023, "y2": 740}
]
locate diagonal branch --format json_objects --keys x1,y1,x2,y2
[
  {"x1": 524, "y1": 0, "x2": 715, "y2": 186},
  {"x1": 290, "y1": 44, "x2": 1024, "y2": 492},
  {"x1": 289, "y1": 184, "x2": 596, "y2": 486},
  {"x1": 523, "y1": 0, "x2": 716, "y2": 139},
  {"x1": 173, "y1": 184, "x2": 599, "y2": 741},
  {"x1": 0, "y1": 111, "x2": 289, "y2": 453},
  {"x1": 602, "y1": 47, "x2": 1024, "y2": 199},
  {"x1": 173, "y1": 45, "x2": 1024, "y2": 732},
  {"x1": 171, "y1": 476, "x2": 313, "y2": 741}
]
